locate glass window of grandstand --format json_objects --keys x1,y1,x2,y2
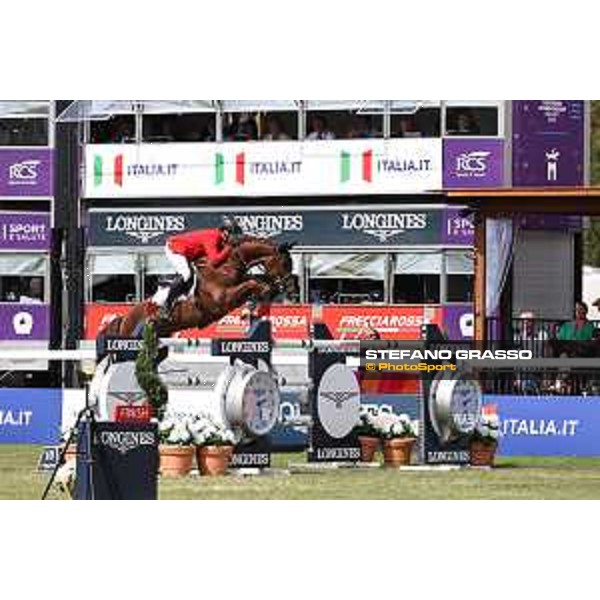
[
  {"x1": 390, "y1": 101, "x2": 441, "y2": 138},
  {"x1": 278, "y1": 253, "x2": 301, "y2": 304},
  {"x1": 90, "y1": 254, "x2": 137, "y2": 303},
  {"x1": 0, "y1": 101, "x2": 49, "y2": 146},
  {"x1": 90, "y1": 115, "x2": 136, "y2": 144},
  {"x1": 0, "y1": 255, "x2": 47, "y2": 303},
  {"x1": 446, "y1": 250, "x2": 474, "y2": 303},
  {"x1": 393, "y1": 253, "x2": 441, "y2": 304},
  {"x1": 445, "y1": 102, "x2": 499, "y2": 136},
  {"x1": 304, "y1": 101, "x2": 383, "y2": 140},
  {"x1": 308, "y1": 254, "x2": 385, "y2": 305},
  {"x1": 143, "y1": 109, "x2": 216, "y2": 142},
  {"x1": 221, "y1": 101, "x2": 299, "y2": 142}
]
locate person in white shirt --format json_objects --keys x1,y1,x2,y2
[
  {"x1": 306, "y1": 115, "x2": 335, "y2": 140},
  {"x1": 262, "y1": 115, "x2": 291, "y2": 141},
  {"x1": 19, "y1": 278, "x2": 44, "y2": 304}
]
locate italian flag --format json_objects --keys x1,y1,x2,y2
[
  {"x1": 94, "y1": 155, "x2": 123, "y2": 187},
  {"x1": 340, "y1": 150, "x2": 373, "y2": 183},
  {"x1": 214, "y1": 152, "x2": 246, "y2": 186}
]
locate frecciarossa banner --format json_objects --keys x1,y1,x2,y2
[
  {"x1": 87, "y1": 207, "x2": 451, "y2": 247},
  {"x1": 84, "y1": 140, "x2": 442, "y2": 198},
  {"x1": 85, "y1": 304, "x2": 473, "y2": 341}
]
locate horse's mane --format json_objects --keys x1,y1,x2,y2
[{"x1": 234, "y1": 234, "x2": 279, "y2": 248}]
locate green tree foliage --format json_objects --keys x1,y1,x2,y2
[
  {"x1": 135, "y1": 322, "x2": 168, "y2": 421},
  {"x1": 584, "y1": 101, "x2": 600, "y2": 266}
]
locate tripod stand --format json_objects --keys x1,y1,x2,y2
[{"x1": 42, "y1": 384, "x2": 96, "y2": 501}]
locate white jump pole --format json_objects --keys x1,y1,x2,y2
[
  {"x1": 160, "y1": 338, "x2": 363, "y2": 351},
  {"x1": 0, "y1": 349, "x2": 97, "y2": 361}
]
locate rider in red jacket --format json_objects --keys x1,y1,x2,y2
[{"x1": 156, "y1": 217, "x2": 242, "y2": 318}]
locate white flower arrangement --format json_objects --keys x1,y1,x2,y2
[
  {"x1": 189, "y1": 414, "x2": 236, "y2": 448},
  {"x1": 473, "y1": 414, "x2": 500, "y2": 445},
  {"x1": 158, "y1": 415, "x2": 194, "y2": 446},
  {"x1": 370, "y1": 412, "x2": 418, "y2": 440}
]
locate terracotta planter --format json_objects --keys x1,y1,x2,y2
[
  {"x1": 358, "y1": 436, "x2": 380, "y2": 463},
  {"x1": 383, "y1": 438, "x2": 416, "y2": 467},
  {"x1": 159, "y1": 445, "x2": 194, "y2": 477},
  {"x1": 470, "y1": 440, "x2": 498, "y2": 467},
  {"x1": 197, "y1": 445, "x2": 234, "y2": 477}
]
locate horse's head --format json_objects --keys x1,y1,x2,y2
[
  {"x1": 260, "y1": 241, "x2": 296, "y2": 298},
  {"x1": 235, "y1": 236, "x2": 297, "y2": 299}
]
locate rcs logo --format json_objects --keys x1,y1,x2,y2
[
  {"x1": 8, "y1": 160, "x2": 41, "y2": 183},
  {"x1": 455, "y1": 151, "x2": 490, "y2": 175}
]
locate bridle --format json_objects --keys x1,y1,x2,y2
[{"x1": 232, "y1": 237, "x2": 294, "y2": 295}]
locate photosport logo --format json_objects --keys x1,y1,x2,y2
[{"x1": 8, "y1": 160, "x2": 41, "y2": 186}]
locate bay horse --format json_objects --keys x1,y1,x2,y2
[{"x1": 100, "y1": 235, "x2": 295, "y2": 339}]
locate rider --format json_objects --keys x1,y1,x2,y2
[{"x1": 155, "y1": 217, "x2": 243, "y2": 318}]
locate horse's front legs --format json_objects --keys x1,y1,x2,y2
[{"x1": 224, "y1": 279, "x2": 270, "y2": 309}]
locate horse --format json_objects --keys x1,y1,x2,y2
[{"x1": 100, "y1": 235, "x2": 295, "y2": 339}]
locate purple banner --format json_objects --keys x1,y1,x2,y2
[
  {"x1": 0, "y1": 212, "x2": 50, "y2": 251},
  {"x1": 441, "y1": 305, "x2": 474, "y2": 340},
  {"x1": 442, "y1": 208, "x2": 475, "y2": 245},
  {"x1": 512, "y1": 101, "x2": 585, "y2": 187},
  {"x1": 0, "y1": 149, "x2": 53, "y2": 197},
  {"x1": 443, "y1": 139, "x2": 505, "y2": 188},
  {"x1": 0, "y1": 304, "x2": 49, "y2": 341},
  {"x1": 518, "y1": 214, "x2": 582, "y2": 231}
]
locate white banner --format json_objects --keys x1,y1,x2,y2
[{"x1": 84, "y1": 139, "x2": 442, "y2": 198}]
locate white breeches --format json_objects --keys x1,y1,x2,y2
[
  {"x1": 152, "y1": 244, "x2": 193, "y2": 306},
  {"x1": 165, "y1": 244, "x2": 192, "y2": 281}
]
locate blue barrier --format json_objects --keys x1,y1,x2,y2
[
  {"x1": 0, "y1": 389, "x2": 62, "y2": 445},
  {"x1": 271, "y1": 393, "x2": 421, "y2": 451},
  {"x1": 486, "y1": 395, "x2": 600, "y2": 457}
]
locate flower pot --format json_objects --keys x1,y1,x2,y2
[
  {"x1": 159, "y1": 445, "x2": 194, "y2": 477},
  {"x1": 383, "y1": 438, "x2": 416, "y2": 467},
  {"x1": 358, "y1": 436, "x2": 380, "y2": 463},
  {"x1": 197, "y1": 445, "x2": 234, "y2": 477},
  {"x1": 470, "y1": 440, "x2": 498, "y2": 467}
]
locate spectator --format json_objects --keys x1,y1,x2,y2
[
  {"x1": 397, "y1": 116, "x2": 422, "y2": 138},
  {"x1": 513, "y1": 311, "x2": 548, "y2": 393},
  {"x1": 449, "y1": 111, "x2": 481, "y2": 136},
  {"x1": 111, "y1": 120, "x2": 134, "y2": 143},
  {"x1": 514, "y1": 311, "x2": 549, "y2": 347},
  {"x1": 262, "y1": 115, "x2": 291, "y2": 141},
  {"x1": 238, "y1": 114, "x2": 258, "y2": 141},
  {"x1": 202, "y1": 120, "x2": 216, "y2": 142},
  {"x1": 4, "y1": 285, "x2": 18, "y2": 302},
  {"x1": 557, "y1": 301, "x2": 596, "y2": 341},
  {"x1": 306, "y1": 115, "x2": 335, "y2": 140},
  {"x1": 19, "y1": 278, "x2": 44, "y2": 304}
]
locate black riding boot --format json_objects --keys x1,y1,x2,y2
[{"x1": 160, "y1": 275, "x2": 186, "y2": 319}]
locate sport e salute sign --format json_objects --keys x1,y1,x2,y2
[{"x1": 85, "y1": 139, "x2": 442, "y2": 198}]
